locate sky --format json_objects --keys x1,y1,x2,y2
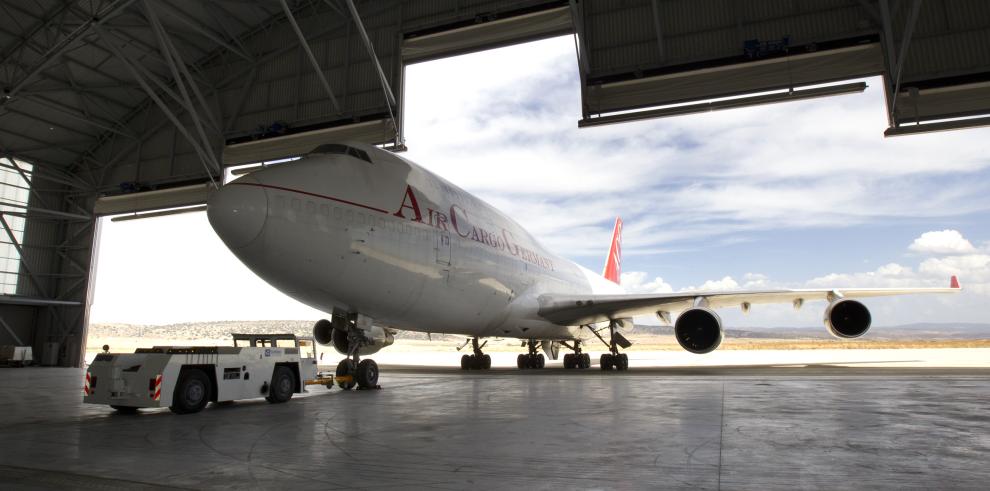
[{"x1": 89, "y1": 35, "x2": 990, "y2": 328}]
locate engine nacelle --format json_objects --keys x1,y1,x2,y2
[
  {"x1": 674, "y1": 307, "x2": 723, "y2": 354},
  {"x1": 313, "y1": 318, "x2": 394, "y2": 356},
  {"x1": 824, "y1": 299, "x2": 871, "y2": 338}
]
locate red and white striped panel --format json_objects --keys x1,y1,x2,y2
[
  {"x1": 152, "y1": 374, "x2": 162, "y2": 401},
  {"x1": 83, "y1": 372, "x2": 91, "y2": 395}
]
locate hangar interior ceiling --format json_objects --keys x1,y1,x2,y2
[{"x1": 0, "y1": 0, "x2": 988, "y2": 366}]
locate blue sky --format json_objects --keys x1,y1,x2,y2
[{"x1": 91, "y1": 35, "x2": 990, "y2": 327}]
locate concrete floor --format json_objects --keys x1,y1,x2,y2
[{"x1": 1, "y1": 366, "x2": 989, "y2": 490}]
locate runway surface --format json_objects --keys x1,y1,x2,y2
[{"x1": 2, "y1": 364, "x2": 988, "y2": 490}]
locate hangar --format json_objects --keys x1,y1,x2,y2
[
  {"x1": 3, "y1": 0, "x2": 990, "y2": 367},
  {"x1": 0, "y1": 0, "x2": 988, "y2": 364},
  {"x1": 2, "y1": 1, "x2": 990, "y2": 488}
]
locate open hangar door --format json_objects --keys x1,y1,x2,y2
[
  {"x1": 2, "y1": 0, "x2": 989, "y2": 366},
  {"x1": 572, "y1": 0, "x2": 990, "y2": 136}
]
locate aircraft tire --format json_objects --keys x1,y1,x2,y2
[
  {"x1": 517, "y1": 354, "x2": 527, "y2": 369},
  {"x1": 563, "y1": 353, "x2": 573, "y2": 369},
  {"x1": 618, "y1": 353, "x2": 629, "y2": 370},
  {"x1": 481, "y1": 354, "x2": 492, "y2": 369},
  {"x1": 461, "y1": 354, "x2": 471, "y2": 370},
  {"x1": 600, "y1": 354, "x2": 613, "y2": 371},
  {"x1": 356, "y1": 359, "x2": 379, "y2": 388},
  {"x1": 536, "y1": 354, "x2": 545, "y2": 368},
  {"x1": 581, "y1": 353, "x2": 591, "y2": 369},
  {"x1": 336, "y1": 359, "x2": 356, "y2": 390}
]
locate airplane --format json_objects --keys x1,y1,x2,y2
[{"x1": 206, "y1": 142, "x2": 962, "y2": 390}]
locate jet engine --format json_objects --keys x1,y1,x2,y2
[
  {"x1": 823, "y1": 299, "x2": 871, "y2": 338},
  {"x1": 313, "y1": 318, "x2": 394, "y2": 356},
  {"x1": 674, "y1": 307, "x2": 723, "y2": 354}
]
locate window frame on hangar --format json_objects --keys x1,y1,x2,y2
[{"x1": 0, "y1": 0, "x2": 988, "y2": 367}]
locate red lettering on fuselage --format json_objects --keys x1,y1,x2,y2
[
  {"x1": 394, "y1": 186, "x2": 554, "y2": 271},
  {"x1": 393, "y1": 185, "x2": 423, "y2": 222},
  {"x1": 450, "y1": 204, "x2": 471, "y2": 238}
]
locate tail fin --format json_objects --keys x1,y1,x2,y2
[{"x1": 602, "y1": 217, "x2": 622, "y2": 284}]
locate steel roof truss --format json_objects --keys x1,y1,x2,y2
[
  {"x1": 95, "y1": 24, "x2": 220, "y2": 185},
  {"x1": 280, "y1": 0, "x2": 342, "y2": 115}
]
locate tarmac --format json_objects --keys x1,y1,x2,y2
[{"x1": 1, "y1": 362, "x2": 989, "y2": 490}]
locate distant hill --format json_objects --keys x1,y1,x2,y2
[{"x1": 89, "y1": 320, "x2": 990, "y2": 341}]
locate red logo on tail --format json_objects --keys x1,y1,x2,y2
[{"x1": 602, "y1": 217, "x2": 622, "y2": 285}]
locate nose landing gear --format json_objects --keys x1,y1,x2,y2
[{"x1": 334, "y1": 319, "x2": 381, "y2": 390}]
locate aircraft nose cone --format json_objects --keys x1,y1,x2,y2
[{"x1": 207, "y1": 176, "x2": 268, "y2": 249}]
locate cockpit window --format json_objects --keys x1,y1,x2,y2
[{"x1": 309, "y1": 144, "x2": 372, "y2": 164}]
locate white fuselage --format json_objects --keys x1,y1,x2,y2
[{"x1": 208, "y1": 144, "x2": 622, "y2": 341}]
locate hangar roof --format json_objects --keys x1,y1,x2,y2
[{"x1": 1, "y1": 0, "x2": 989, "y2": 197}]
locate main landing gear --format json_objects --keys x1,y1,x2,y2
[
  {"x1": 562, "y1": 340, "x2": 591, "y2": 369},
  {"x1": 461, "y1": 337, "x2": 492, "y2": 370},
  {"x1": 517, "y1": 339, "x2": 545, "y2": 369},
  {"x1": 589, "y1": 321, "x2": 630, "y2": 371}
]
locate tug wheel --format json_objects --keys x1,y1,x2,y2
[{"x1": 170, "y1": 369, "x2": 210, "y2": 414}]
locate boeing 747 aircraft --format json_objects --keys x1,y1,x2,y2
[{"x1": 207, "y1": 142, "x2": 960, "y2": 389}]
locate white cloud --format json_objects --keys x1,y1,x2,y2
[
  {"x1": 909, "y1": 230, "x2": 977, "y2": 255},
  {"x1": 686, "y1": 276, "x2": 741, "y2": 291},
  {"x1": 621, "y1": 271, "x2": 673, "y2": 293},
  {"x1": 405, "y1": 36, "x2": 990, "y2": 261}
]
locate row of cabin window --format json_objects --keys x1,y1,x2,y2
[{"x1": 276, "y1": 195, "x2": 428, "y2": 238}]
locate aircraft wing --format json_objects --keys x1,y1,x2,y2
[{"x1": 537, "y1": 276, "x2": 961, "y2": 326}]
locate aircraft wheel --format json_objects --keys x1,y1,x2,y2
[
  {"x1": 481, "y1": 354, "x2": 492, "y2": 369},
  {"x1": 356, "y1": 359, "x2": 379, "y2": 388},
  {"x1": 336, "y1": 359, "x2": 356, "y2": 390},
  {"x1": 600, "y1": 354, "x2": 613, "y2": 371},
  {"x1": 517, "y1": 354, "x2": 527, "y2": 369},
  {"x1": 461, "y1": 354, "x2": 471, "y2": 370},
  {"x1": 536, "y1": 353, "x2": 545, "y2": 369},
  {"x1": 563, "y1": 353, "x2": 573, "y2": 369},
  {"x1": 617, "y1": 353, "x2": 629, "y2": 371}
]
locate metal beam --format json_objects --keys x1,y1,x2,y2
[
  {"x1": 95, "y1": 24, "x2": 220, "y2": 186},
  {"x1": 342, "y1": 0, "x2": 396, "y2": 107},
  {"x1": 21, "y1": 94, "x2": 137, "y2": 139},
  {"x1": 143, "y1": 0, "x2": 221, "y2": 170},
  {"x1": 158, "y1": 1, "x2": 254, "y2": 63},
  {"x1": 569, "y1": 0, "x2": 590, "y2": 75},
  {"x1": 650, "y1": 0, "x2": 665, "y2": 64},
  {"x1": 280, "y1": 0, "x2": 342, "y2": 114},
  {"x1": 0, "y1": 1, "x2": 78, "y2": 80},
  {"x1": 0, "y1": 315, "x2": 24, "y2": 345},
  {"x1": 0, "y1": 214, "x2": 46, "y2": 297},
  {"x1": 4, "y1": 157, "x2": 51, "y2": 210},
  {"x1": 3, "y1": 0, "x2": 135, "y2": 101},
  {"x1": 890, "y1": 0, "x2": 924, "y2": 122}
]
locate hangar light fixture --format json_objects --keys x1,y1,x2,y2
[{"x1": 578, "y1": 82, "x2": 868, "y2": 128}]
